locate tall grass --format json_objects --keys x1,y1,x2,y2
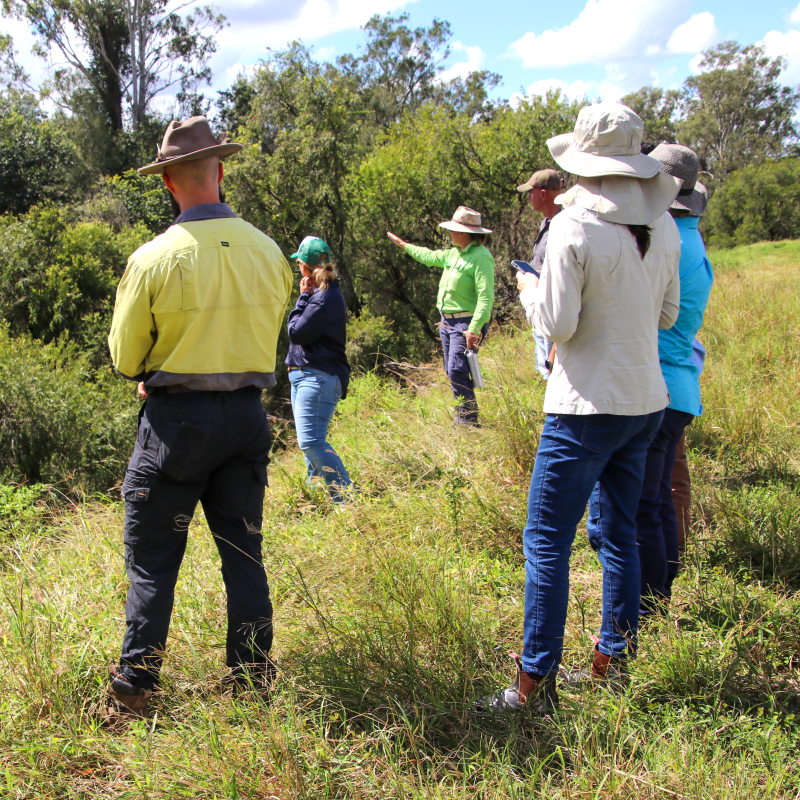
[{"x1": 1, "y1": 241, "x2": 799, "y2": 798}]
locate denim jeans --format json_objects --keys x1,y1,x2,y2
[
  {"x1": 119, "y1": 387, "x2": 273, "y2": 690},
  {"x1": 636, "y1": 408, "x2": 694, "y2": 616},
  {"x1": 439, "y1": 316, "x2": 488, "y2": 425},
  {"x1": 522, "y1": 410, "x2": 663, "y2": 676},
  {"x1": 289, "y1": 367, "x2": 352, "y2": 502}
]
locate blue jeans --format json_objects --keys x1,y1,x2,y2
[
  {"x1": 636, "y1": 408, "x2": 694, "y2": 616},
  {"x1": 289, "y1": 367, "x2": 352, "y2": 502},
  {"x1": 522, "y1": 410, "x2": 663, "y2": 676},
  {"x1": 439, "y1": 316, "x2": 488, "y2": 425}
]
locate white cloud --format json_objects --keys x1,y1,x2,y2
[
  {"x1": 512, "y1": 66, "x2": 629, "y2": 106},
  {"x1": 210, "y1": 0, "x2": 417, "y2": 90},
  {"x1": 509, "y1": 0, "x2": 694, "y2": 69},
  {"x1": 666, "y1": 12, "x2": 721, "y2": 54},
  {"x1": 790, "y1": 2, "x2": 800, "y2": 26},
  {"x1": 761, "y1": 28, "x2": 800, "y2": 85},
  {"x1": 688, "y1": 53, "x2": 705, "y2": 74},
  {"x1": 437, "y1": 42, "x2": 485, "y2": 83}
]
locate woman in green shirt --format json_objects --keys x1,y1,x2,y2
[{"x1": 388, "y1": 206, "x2": 495, "y2": 426}]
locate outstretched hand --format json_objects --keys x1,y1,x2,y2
[{"x1": 387, "y1": 231, "x2": 408, "y2": 248}]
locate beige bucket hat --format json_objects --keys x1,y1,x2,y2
[
  {"x1": 138, "y1": 116, "x2": 244, "y2": 175},
  {"x1": 547, "y1": 103, "x2": 662, "y2": 179},
  {"x1": 439, "y1": 206, "x2": 493, "y2": 234}
]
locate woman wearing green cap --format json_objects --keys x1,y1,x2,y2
[
  {"x1": 285, "y1": 236, "x2": 353, "y2": 502},
  {"x1": 387, "y1": 206, "x2": 495, "y2": 426}
]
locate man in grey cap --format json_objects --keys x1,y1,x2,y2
[{"x1": 516, "y1": 169, "x2": 564, "y2": 379}]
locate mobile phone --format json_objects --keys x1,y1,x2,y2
[{"x1": 512, "y1": 260, "x2": 540, "y2": 278}]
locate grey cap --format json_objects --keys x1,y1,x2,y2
[{"x1": 650, "y1": 143, "x2": 708, "y2": 216}]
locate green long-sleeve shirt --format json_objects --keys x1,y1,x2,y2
[{"x1": 404, "y1": 241, "x2": 495, "y2": 335}]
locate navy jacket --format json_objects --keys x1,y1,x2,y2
[{"x1": 285, "y1": 279, "x2": 350, "y2": 397}]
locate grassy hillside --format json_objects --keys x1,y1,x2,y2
[{"x1": 1, "y1": 240, "x2": 800, "y2": 798}]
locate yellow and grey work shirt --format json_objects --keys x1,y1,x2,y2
[{"x1": 109, "y1": 204, "x2": 292, "y2": 391}]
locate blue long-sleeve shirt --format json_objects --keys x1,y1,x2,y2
[
  {"x1": 285, "y1": 279, "x2": 350, "y2": 397},
  {"x1": 659, "y1": 216, "x2": 714, "y2": 416}
]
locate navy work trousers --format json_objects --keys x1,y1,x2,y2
[
  {"x1": 118, "y1": 386, "x2": 273, "y2": 689},
  {"x1": 439, "y1": 315, "x2": 488, "y2": 425},
  {"x1": 635, "y1": 407, "x2": 694, "y2": 616}
]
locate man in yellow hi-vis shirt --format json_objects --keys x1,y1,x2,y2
[{"x1": 104, "y1": 117, "x2": 291, "y2": 721}]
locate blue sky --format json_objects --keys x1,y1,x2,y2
[{"x1": 3, "y1": 0, "x2": 800, "y2": 106}]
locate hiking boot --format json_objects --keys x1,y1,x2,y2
[
  {"x1": 471, "y1": 653, "x2": 558, "y2": 715},
  {"x1": 95, "y1": 670, "x2": 153, "y2": 726},
  {"x1": 562, "y1": 637, "x2": 629, "y2": 691}
]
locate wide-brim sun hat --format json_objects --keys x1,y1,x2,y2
[
  {"x1": 138, "y1": 116, "x2": 244, "y2": 175},
  {"x1": 649, "y1": 143, "x2": 708, "y2": 216},
  {"x1": 439, "y1": 205, "x2": 493, "y2": 234},
  {"x1": 547, "y1": 103, "x2": 662, "y2": 179},
  {"x1": 558, "y1": 172, "x2": 683, "y2": 226}
]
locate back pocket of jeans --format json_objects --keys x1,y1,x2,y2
[
  {"x1": 156, "y1": 418, "x2": 213, "y2": 482},
  {"x1": 579, "y1": 415, "x2": 635, "y2": 454}
]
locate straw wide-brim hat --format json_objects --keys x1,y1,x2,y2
[
  {"x1": 649, "y1": 143, "x2": 708, "y2": 216},
  {"x1": 439, "y1": 206, "x2": 493, "y2": 234},
  {"x1": 138, "y1": 116, "x2": 243, "y2": 175},
  {"x1": 547, "y1": 103, "x2": 662, "y2": 179}
]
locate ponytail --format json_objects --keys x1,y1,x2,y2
[
  {"x1": 312, "y1": 261, "x2": 337, "y2": 290},
  {"x1": 627, "y1": 224, "x2": 652, "y2": 259}
]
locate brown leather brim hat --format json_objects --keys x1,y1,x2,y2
[{"x1": 138, "y1": 115, "x2": 244, "y2": 175}]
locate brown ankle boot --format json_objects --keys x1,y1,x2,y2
[
  {"x1": 471, "y1": 653, "x2": 558, "y2": 715},
  {"x1": 563, "y1": 638, "x2": 629, "y2": 690}
]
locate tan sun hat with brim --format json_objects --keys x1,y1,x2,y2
[
  {"x1": 547, "y1": 103, "x2": 662, "y2": 179},
  {"x1": 138, "y1": 116, "x2": 244, "y2": 175},
  {"x1": 439, "y1": 206, "x2": 493, "y2": 234},
  {"x1": 557, "y1": 172, "x2": 683, "y2": 226},
  {"x1": 649, "y1": 143, "x2": 708, "y2": 216}
]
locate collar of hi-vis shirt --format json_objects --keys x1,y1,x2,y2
[{"x1": 172, "y1": 202, "x2": 237, "y2": 225}]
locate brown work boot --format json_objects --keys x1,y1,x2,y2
[
  {"x1": 471, "y1": 653, "x2": 558, "y2": 715},
  {"x1": 562, "y1": 637, "x2": 629, "y2": 691},
  {"x1": 95, "y1": 670, "x2": 152, "y2": 726}
]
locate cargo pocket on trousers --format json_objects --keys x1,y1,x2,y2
[
  {"x1": 122, "y1": 481, "x2": 151, "y2": 535},
  {"x1": 246, "y1": 463, "x2": 269, "y2": 533},
  {"x1": 157, "y1": 419, "x2": 214, "y2": 482}
]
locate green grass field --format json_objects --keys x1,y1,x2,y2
[{"x1": 2, "y1": 240, "x2": 800, "y2": 799}]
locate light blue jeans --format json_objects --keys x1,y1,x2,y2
[{"x1": 289, "y1": 367, "x2": 352, "y2": 502}]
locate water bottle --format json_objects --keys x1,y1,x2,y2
[{"x1": 466, "y1": 349, "x2": 484, "y2": 389}]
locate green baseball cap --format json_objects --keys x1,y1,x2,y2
[{"x1": 290, "y1": 236, "x2": 331, "y2": 265}]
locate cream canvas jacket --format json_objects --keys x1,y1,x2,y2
[{"x1": 520, "y1": 206, "x2": 681, "y2": 416}]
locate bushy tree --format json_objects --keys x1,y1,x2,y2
[
  {"x1": 0, "y1": 94, "x2": 73, "y2": 215},
  {"x1": 620, "y1": 86, "x2": 682, "y2": 150},
  {"x1": 702, "y1": 159, "x2": 800, "y2": 248},
  {"x1": 0, "y1": 205, "x2": 150, "y2": 363},
  {"x1": 680, "y1": 42, "x2": 800, "y2": 177}
]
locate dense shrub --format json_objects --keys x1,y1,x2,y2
[
  {"x1": 703, "y1": 159, "x2": 800, "y2": 248},
  {"x1": 0, "y1": 205, "x2": 150, "y2": 365},
  {"x1": 80, "y1": 169, "x2": 174, "y2": 235},
  {"x1": 0, "y1": 325, "x2": 138, "y2": 491}
]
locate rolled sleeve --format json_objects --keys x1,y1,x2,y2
[
  {"x1": 108, "y1": 260, "x2": 156, "y2": 379},
  {"x1": 659, "y1": 254, "x2": 681, "y2": 330}
]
